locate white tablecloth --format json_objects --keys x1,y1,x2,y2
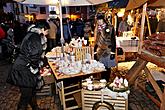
[{"x1": 116, "y1": 36, "x2": 139, "y2": 52}]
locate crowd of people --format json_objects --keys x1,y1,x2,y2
[{"x1": 0, "y1": 9, "x2": 164, "y2": 110}]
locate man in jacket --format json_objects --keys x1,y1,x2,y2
[{"x1": 47, "y1": 18, "x2": 57, "y2": 51}]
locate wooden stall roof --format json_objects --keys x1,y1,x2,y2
[
  {"x1": 126, "y1": 0, "x2": 165, "y2": 11},
  {"x1": 148, "y1": 0, "x2": 165, "y2": 8}
]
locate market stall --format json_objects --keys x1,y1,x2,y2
[
  {"x1": 125, "y1": 0, "x2": 165, "y2": 110},
  {"x1": 116, "y1": 35, "x2": 139, "y2": 61},
  {"x1": 46, "y1": 44, "x2": 107, "y2": 109}
]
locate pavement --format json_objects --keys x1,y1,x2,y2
[{"x1": 0, "y1": 59, "x2": 161, "y2": 110}]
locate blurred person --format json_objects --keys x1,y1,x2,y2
[
  {"x1": 7, "y1": 21, "x2": 50, "y2": 110},
  {"x1": 94, "y1": 13, "x2": 116, "y2": 81},
  {"x1": 84, "y1": 21, "x2": 92, "y2": 45},
  {"x1": 47, "y1": 18, "x2": 57, "y2": 51},
  {"x1": 75, "y1": 18, "x2": 85, "y2": 38},
  {"x1": 63, "y1": 18, "x2": 71, "y2": 43},
  {"x1": 0, "y1": 23, "x2": 6, "y2": 40},
  {"x1": 118, "y1": 15, "x2": 130, "y2": 36},
  {"x1": 157, "y1": 10, "x2": 165, "y2": 32},
  {"x1": 54, "y1": 17, "x2": 61, "y2": 46},
  {"x1": 13, "y1": 21, "x2": 26, "y2": 45}
]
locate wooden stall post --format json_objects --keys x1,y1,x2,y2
[
  {"x1": 160, "y1": 86, "x2": 165, "y2": 110},
  {"x1": 139, "y1": 3, "x2": 147, "y2": 54}
]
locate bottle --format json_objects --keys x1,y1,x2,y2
[
  {"x1": 70, "y1": 51, "x2": 75, "y2": 63},
  {"x1": 77, "y1": 37, "x2": 82, "y2": 47},
  {"x1": 82, "y1": 37, "x2": 85, "y2": 47}
]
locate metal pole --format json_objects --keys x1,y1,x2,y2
[{"x1": 59, "y1": 0, "x2": 65, "y2": 57}]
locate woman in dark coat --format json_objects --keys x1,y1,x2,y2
[
  {"x1": 94, "y1": 13, "x2": 116, "y2": 81},
  {"x1": 7, "y1": 21, "x2": 49, "y2": 110}
]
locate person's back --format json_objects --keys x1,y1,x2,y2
[
  {"x1": 118, "y1": 16, "x2": 129, "y2": 36},
  {"x1": 47, "y1": 19, "x2": 57, "y2": 51},
  {"x1": 157, "y1": 10, "x2": 165, "y2": 33},
  {"x1": 157, "y1": 18, "x2": 165, "y2": 32},
  {"x1": 0, "y1": 26, "x2": 6, "y2": 40},
  {"x1": 48, "y1": 20, "x2": 57, "y2": 40}
]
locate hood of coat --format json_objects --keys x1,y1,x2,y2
[{"x1": 29, "y1": 27, "x2": 42, "y2": 35}]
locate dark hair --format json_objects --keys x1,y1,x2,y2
[
  {"x1": 96, "y1": 13, "x2": 108, "y2": 25},
  {"x1": 96, "y1": 13, "x2": 105, "y2": 20},
  {"x1": 35, "y1": 21, "x2": 50, "y2": 30}
]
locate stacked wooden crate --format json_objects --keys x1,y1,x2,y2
[{"x1": 82, "y1": 89, "x2": 128, "y2": 110}]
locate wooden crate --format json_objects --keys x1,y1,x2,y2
[
  {"x1": 81, "y1": 89, "x2": 128, "y2": 110},
  {"x1": 46, "y1": 46, "x2": 94, "y2": 61},
  {"x1": 43, "y1": 75, "x2": 55, "y2": 85},
  {"x1": 74, "y1": 46, "x2": 94, "y2": 61},
  {"x1": 36, "y1": 84, "x2": 52, "y2": 96}
]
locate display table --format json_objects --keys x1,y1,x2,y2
[
  {"x1": 116, "y1": 36, "x2": 139, "y2": 53},
  {"x1": 48, "y1": 61, "x2": 105, "y2": 110},
  {"x1": 127, "y1": 50, "x2": 165, "y2": 110}
]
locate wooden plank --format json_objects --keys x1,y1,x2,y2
[
  {"x1": 64, "y1": 89, "x2": 81, "y2": 96},
  {"x1": 64, "y1": 83, "x2": 79, "y2": 89},
  {"x1": 139, "y1": 3, "x2": 147, "y2": 54},
  {"x1": 138, "y1": 50, "x2": 165, "y2": 68},
  {"x1": 144, "y1": 67, "x2": 163, "y2": 102},
  {"x1": 138, "y1": 83, "x2": 161, "y2": 107},
  {"x1": 160, "y1": 87, "x2": 165, "y2": 110},
  {"x1": 66, "y1": 105, "x2": 79, "y2": 110},
  {"x1": 61, "y1": 81, "x2": 66, "y2": 109},
  {"x1": 82, "y1": 90, "x2": 128, "y2": 110},
  {"x1": 126, "y1": 58, "x2": 148, "y2": 85}
]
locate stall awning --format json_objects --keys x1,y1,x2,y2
[
  {"x1": 126, "y1": 0, "x2": 165, "y2": 11},
  {"x1": 14, "y1": 0, "x2": 113, "y2": 6},
  {"x1": 126, "y1": 0, "x2": 148, "y2": 11},
  {"x1": 148, "y1": 0, "x2": 165, "y2": 8},
  {"x1": 108, "y1": 0, "x2": 129, "y2": 8}
]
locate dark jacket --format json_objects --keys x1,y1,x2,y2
[
  {"x1": 96, "y1": 24, "x2": 116, "y2": 68},
  {"x1": 96, "y1": 24, "x2": 116, "y2": 58},
  {"x1": 7, "y1": 30, "x2": 43, "y2": 88}
]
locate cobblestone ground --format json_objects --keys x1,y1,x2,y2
[{"x1": 0, "y1": 60, "x2": 161, "y2": 110}]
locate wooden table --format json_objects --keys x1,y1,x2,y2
[
  {"x1": 48, "y1": 61, "x2": 105, "y2": 110},
  {"x1": 126, "y1": 50, "x2": 165, "y2": 110}
]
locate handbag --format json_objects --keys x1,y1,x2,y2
[
  {"x1": 99, "y1": 49, "x2": 116, "y2": 68},
  {"x1": 30, "y1": 66, "x2": 44, "y2": 90},
  {"x1": 35, "y1": 74, "x2": 44, "y2": 90}
]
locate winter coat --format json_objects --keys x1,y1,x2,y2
[
  {"x1": 157, "y1": 18, "x2": 165, "y2": 32},
  {"x1": 7, "y1": 28, "x2": 45, "y2": 88},
  {"x1": 48, "y1": 21, "x2": 57, "y2": 39},
  {"x1": 96, "y1": 24, "x2": 116, "y2": 68}
]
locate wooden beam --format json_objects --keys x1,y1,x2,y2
[
  {"x1": 126, "y1": 58, "x2": 148, "y2": 85},
  {"x1": 160, "y1": 86, "x2": 165, "y2": 110},
  {"x1": 138, "y1": 50, "x2": 165, "y2": 68},
  {"x1": 144, "y1": 67, "x2": 163, "y2": 102},
  {"x1": 139, "y1": 3, "x2": 147, "y2": 54}
]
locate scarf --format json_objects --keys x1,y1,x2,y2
[{"x1": 98, "y1": 23, "x2": 106, "y2": 32}]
